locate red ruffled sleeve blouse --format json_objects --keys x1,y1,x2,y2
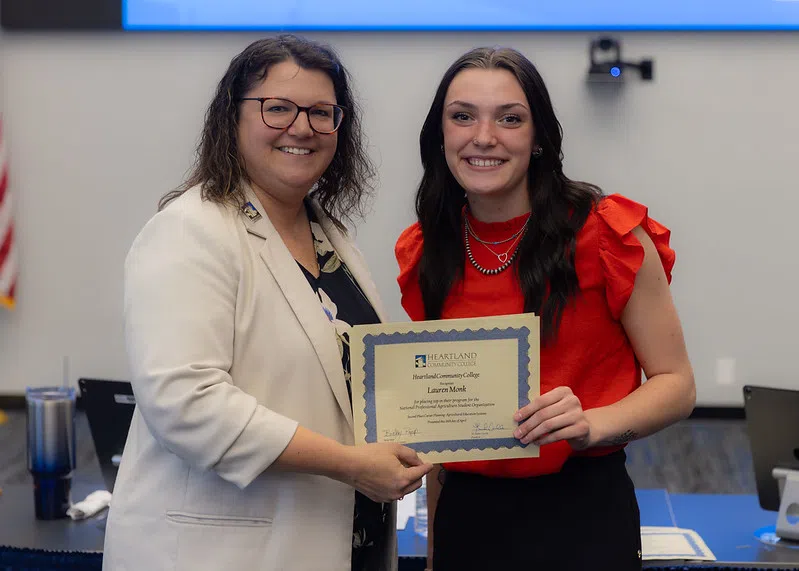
[{"x1": 394, "y1": 194, "x2": 675, "y2": 478}]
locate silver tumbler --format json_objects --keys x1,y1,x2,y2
[{"x1": 26, "y1": 386, "x2": 76, "y2": 519}]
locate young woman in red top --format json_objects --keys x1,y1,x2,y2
[{"x1": 395, "y1": 47, "x2": 695, "y2": 571}]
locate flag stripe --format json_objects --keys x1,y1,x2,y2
[
  {"x1": 0, "y1": 188, "x2": 12, "y2": 246},
  {"x1": 0, "y1": 119, "x2": 6, "y2": 206},
  {"x1": 0, "y1": 167, "x2": 7, "y2": 207},
  {"x1": 0, "y1": 223, "x2": 11, "y2": 269},
  {"x1": 0, "y1": 231, "x2": 17, "y2": 294},
  {"x1": 0, "y1": 113, "x2": 15, "y2": 310}
]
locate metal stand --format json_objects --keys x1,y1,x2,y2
[{"x1": 773, "y1": 467, "x2": 799, "y2": 541}]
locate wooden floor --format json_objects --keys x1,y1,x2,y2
[{"x1": 0, "y1": 409, "x2": 756, "y2": 493}]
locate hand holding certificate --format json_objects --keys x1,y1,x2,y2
[{"x1": 350, "y1": 313, "x2": 540, "y2": 463}]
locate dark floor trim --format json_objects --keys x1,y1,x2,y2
[
  {"x1": 690, "y1": 406, "x2": 745, "y2": 420},
  {"x1": 0, "y1": 395, "x2": 25, "y2": 409},
  {"x1": 0, "y1": 395, "x2": 88, "y2": 410}
]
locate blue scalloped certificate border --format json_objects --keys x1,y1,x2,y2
[{"x1": 361, "y1": 327, "x2": 531, "y2": 453}]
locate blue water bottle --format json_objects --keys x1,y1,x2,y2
[{"x1": 26, "y1": 387, "x2": 76, "y2": 519}]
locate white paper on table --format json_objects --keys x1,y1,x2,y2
[
  {"x1": 641, "y1": 526, "x2": 716, "y2": 561},
  {"x1": 396, "y1": 490, "x2": 417, "y2": 530}
]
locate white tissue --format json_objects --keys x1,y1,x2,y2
[{"x1": 67, "y1": 490, "x2": 112, "y2": 520}]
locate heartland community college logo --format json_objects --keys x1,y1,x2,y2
[{"x1": 414, "y1": 352, "x2": 478, "y2": 368}]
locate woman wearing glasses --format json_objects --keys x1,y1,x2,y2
[
  {"x1": 395, "y1": 46, "x2": 695, "y2": 571},
  {"x1": 104, "y1": 35, "x2": 431, "y2": 571}
]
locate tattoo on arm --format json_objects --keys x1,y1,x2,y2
[{"x1": 599, "y1": 429, "x2": 638, "y2": 447}]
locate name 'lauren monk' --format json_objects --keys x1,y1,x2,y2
[{"x1": 428, "y1": 385, "x2": 468, "y2": 394}]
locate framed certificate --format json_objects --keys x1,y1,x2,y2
[{"x1": 350, "y1": 313, "x2": 540, "y2": 463}]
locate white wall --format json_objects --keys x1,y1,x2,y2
[{"x1": 1, "y1": 31, "x2": 798, "y2": 405}]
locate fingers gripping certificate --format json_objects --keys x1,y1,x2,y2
[{"x1": 351, "y1": 314, "x2": 540, "y2": 463}]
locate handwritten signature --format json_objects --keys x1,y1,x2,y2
[
  {"x1": 382, "y1": 428, "x2": 420, "y2": 438},
  {"x1": 472, "y1": 422, "x2": 506, "y2": 433}
]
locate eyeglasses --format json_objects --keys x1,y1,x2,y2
[{"x1": 240, "y1": 97, "x2": 345, "y2": 134}]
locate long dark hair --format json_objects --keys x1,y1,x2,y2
[
  {"x1": 160, "y1": 34, "x2": 374, "y2": 229},
  {"x1": 416, "y1": 47, "x2": 602, "y2": 341}
]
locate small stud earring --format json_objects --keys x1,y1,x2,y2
[
  {"x1": 440, "y1": 144, "x2": 445, "y2": 153},
  {"x1": 532, "y1": 146, "x2": 543, "y2": 158}
]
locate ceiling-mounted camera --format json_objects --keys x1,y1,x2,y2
[{"x1": 587, "y1": 36, "x2": 654, "y2": 83}]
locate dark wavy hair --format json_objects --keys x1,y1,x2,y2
[
  {"x1": 416, "y1": 47, "x2": 603, "y2": 341},
  {"x1": 160, "y1": 34, "x2": 374, "y2": 229}
]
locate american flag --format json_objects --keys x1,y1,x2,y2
[{"x1": 0, "y1": 116, "x2": 16, "y2": 310}]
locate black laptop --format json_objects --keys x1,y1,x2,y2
[{"x1": 78, "y1": 378, "x2": 136, "y2": 493}]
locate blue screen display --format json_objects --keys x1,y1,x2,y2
[{"x1": 124, "y1": 1, "x2": 799, "y2": 31}]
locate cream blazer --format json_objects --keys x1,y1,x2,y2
[{"x1": 103, "y1": 185, "x2": 396, "y2": 571}]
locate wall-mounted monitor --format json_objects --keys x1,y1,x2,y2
[{"x1": 4, "y1": 0, "x2": 799, "y2": 31}]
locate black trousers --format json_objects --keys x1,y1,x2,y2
[{"x1": 432, "y1": 450, "x2": 642, "y2": 571}]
